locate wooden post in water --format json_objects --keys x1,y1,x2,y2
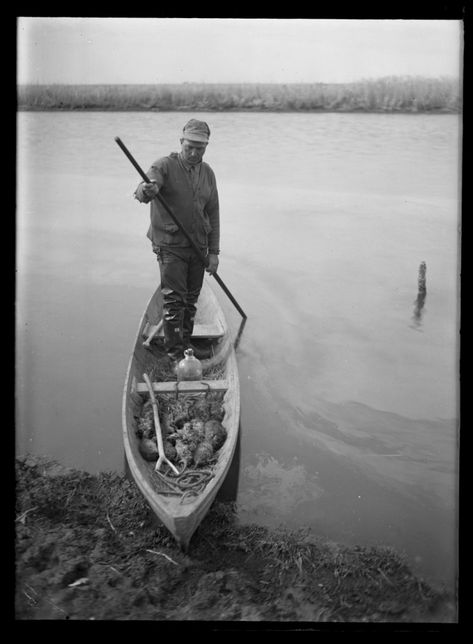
[
  {"x1": 412, "y1": 261, "x2": 427, "y2": 326},
  {"x1": 418, "y1": 261, "x2": 427, "y2": 294}
]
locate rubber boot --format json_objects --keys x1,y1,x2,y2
[{"x1": 162, "y1": 314, "x2": 184, "y2": 362}]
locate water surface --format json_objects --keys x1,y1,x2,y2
[{"x1": 16, "y1": 110, "x2": 460, "y2": 591}]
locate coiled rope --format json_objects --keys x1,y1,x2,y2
[{"x1": 154, "y1": 466, "x2": 215, "y2": 504}]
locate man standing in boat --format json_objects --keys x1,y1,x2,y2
[{"x1": 134, "y1": 119, "x2": 220, "y2": 368}]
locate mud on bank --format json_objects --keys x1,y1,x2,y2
[{"x1": 15, "y1": 455, "x2": 456, "y2": 624}]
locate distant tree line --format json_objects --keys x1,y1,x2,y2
[{"x1": 17, "y1": 77, "x2": 461, "y2": 113}]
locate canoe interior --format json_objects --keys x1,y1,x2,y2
[{"x1": 122, "y1": 280, "x2": 240, "y2": 549}]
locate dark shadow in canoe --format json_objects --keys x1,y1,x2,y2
[{"x1": 215, "y1": 426, "x2": 241, "y2": 503}]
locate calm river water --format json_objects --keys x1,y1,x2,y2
[{"x1": 16, "y1": 110, "x2": 460, "y2": 592}]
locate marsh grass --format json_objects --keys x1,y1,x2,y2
[
  {"x1": 17, "y1": 77, "x2": 461, "y2": 113},
  {"x1": 195, "y1": 509, "x2": 446, "y2": 621}
]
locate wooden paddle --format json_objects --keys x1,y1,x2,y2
[
  {"x1": 143, "y1": 319, "x2": 163, "y2": 348},
  {"x1": 143, "y1": 373, "x2": 180, "y2": 475},
  {"x1": 115, "y1": 136, "x2": 247, "y2": 324}
]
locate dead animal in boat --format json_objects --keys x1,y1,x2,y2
[
  {"x1": 204, "y1": 419, "x2": 227, "y2": 451},
  {"x1": 193, "y1": 440, "x2": 214, "y2": 467}
]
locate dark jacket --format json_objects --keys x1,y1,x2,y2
[{"x1": 134, "y1": 152, "x2": 220, "y2": 253}]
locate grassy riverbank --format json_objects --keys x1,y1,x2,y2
[
  {"x1": 17, "y1": 77, "x2": 461, "y2": 113},
  {"x1": 15, "y1": 455, "x2": 457, "y2": 624}
]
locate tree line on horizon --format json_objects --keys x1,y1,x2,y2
[{"x1": 17, "y1": 77, "x2": 461, "y2": 113}]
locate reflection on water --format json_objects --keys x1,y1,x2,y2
[
  {"x1": 412, "y1": 291, "x2": 427, "y2": 329},
  {"x1": 411, "y1": 261, "x2": 427, "y2": 329},
  {"x1": 238, "y1": 452, "x2": 324, "y2": 525},
  {"x1": 233, "y1": 317, "x2": 247, "y2": 351},
  {"x1": 216, "y1": 428, "x2": 241, "y2": 503}
]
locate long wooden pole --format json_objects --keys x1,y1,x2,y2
[{"x1": 115, "y1": 136, "x2": 247, "y2": 321}]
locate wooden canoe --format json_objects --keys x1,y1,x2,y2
[{"x1": 122, "y1": 279, "x2": 240, "y2": 550}]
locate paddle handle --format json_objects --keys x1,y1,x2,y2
[
  {"x1": 143, "y1": 319, "x2": 163, "y2": 348},
  {"x1": 115, "y1": 136, "x2": 247, "y2": 321},
  {"x1": 115, "y1": 136, "x2": 151, "y2": 184}
]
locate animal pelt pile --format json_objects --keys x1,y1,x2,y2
[{"x1": 135, "y1": 392, "x2": 227, "y2": 470}]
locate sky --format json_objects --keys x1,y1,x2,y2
[{"x1": 17, "y1": 18, "x2": 462, "y2": 85}]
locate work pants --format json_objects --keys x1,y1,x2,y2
[{"x1": 155, "y1": 246, "x2": 206, "y2": 361}]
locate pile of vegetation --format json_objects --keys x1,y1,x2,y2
[
  {"x1": 17, "y1": 77, "x2": 461, "y2": 113},
  {"x1": 15, "y1": 455, "x2": 456, "y2": 623},
  {"x1": 136, "y1": 390, "x2": 227, "y2": 499}
]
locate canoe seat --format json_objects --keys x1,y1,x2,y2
[
  {"x1": 135, "y1": 379, "x2": 228, "y2": 394},
  {"x1": 144, "y1": 321, "x2": 224, "y2": 341}
]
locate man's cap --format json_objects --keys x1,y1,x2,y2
[{"x1": 182, "y1": 119, "x2": 210, "y2": 143}]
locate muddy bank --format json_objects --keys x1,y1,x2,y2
[{"x1": 15, "y1": 455, "x2": 457, "y2": 625}]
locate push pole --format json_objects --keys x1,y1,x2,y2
[{"x1": 115, "y1": 137, "x2": 247, "y2": 324}]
